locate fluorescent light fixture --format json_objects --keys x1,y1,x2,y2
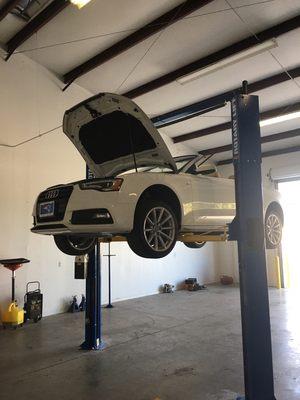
[
  {"x1": 70, "y1": 0, "x2": 92, "y2": 9},
  {"x1": 260, "y1": 111, "x2": 300, "y2": 127},
  {"x1": 177, "y1": 39, "x2": 278, "y2": 85}
]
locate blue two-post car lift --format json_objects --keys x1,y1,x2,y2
[{"x1": 82, "y1": 82, "x2": 276, "y2": 400}]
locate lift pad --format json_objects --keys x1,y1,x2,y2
[{"x1": 98, "y1": 227, "x2": 228, "y2": 244}]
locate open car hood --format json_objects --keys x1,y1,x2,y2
[{"x1": 63, "y1": 93, "x2": 177, "y2": 178}]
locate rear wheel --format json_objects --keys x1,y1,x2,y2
[
  {"x1": 127, "y1": 200, "x2": 178, "y2": 258},
  {"x1": 184, "y1": 241, "x2": 206, "y2": 249},
  {"x1": 265, "y1": 210, "x2": 282, "y2": 249},
  {"x1": 54, "y1": 235, "x2": 96, "y2": 255}
]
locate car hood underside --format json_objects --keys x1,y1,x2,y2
[{"x1": 63, "y1": 93, "x2": 177, "y2": 178}]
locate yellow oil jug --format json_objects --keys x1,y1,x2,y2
[{"x1": 2, "y1": 301, "x2": 24, "y2": 329}]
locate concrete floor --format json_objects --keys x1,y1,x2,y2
[{"x1": 0, "y1": 285, "x2": 299, "y2": 400}]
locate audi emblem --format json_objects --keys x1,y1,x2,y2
[{"x1": 45, "y1": 189, "x2": 59, "y2": 199}]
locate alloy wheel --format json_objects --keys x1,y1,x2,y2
[
  {"x1": 265, "y1": 213, "x2": 282, "y2": 247},
  {"x1": 143, "y1": 207, "x2": 176, "y2": 252}
]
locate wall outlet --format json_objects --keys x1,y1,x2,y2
[{"x1": 58, "y1": 261, "x2": 62, "y2": 267}]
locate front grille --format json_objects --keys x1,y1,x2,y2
[{"x1": 36, "y1": 186, "x2": 73, "y2": 223}]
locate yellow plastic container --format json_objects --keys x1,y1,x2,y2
[{"x1": 1, "y1": 301, "x2": 24, "y2": 328}]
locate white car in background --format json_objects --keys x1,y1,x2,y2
[{"x1": 31, "y1": 93, "x2": 283, "y2": 258}]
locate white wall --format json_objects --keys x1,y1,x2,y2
[
  {"x1": 0, "y1": 53, "x2": 218, "y2": 317},
  {"x1": 0, "y1": 53, "x2": 91, "y2": 316},
  {"x1": 216, "y1": 152, "x2": 300, "y2": 286}
]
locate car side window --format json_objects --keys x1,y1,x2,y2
[
  {"x1": 187, "y1": 163, "x2": 219, "y2": 177},
  {"x1": 186, "y1": 163, "x2": 197, "y2": 175},
  {"x1": 197, "y1": 168, "x2": 219, "y2": 176}
]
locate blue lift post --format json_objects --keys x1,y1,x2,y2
[
  {"x1": 230, "y1": 89, "x2": 276, "y2": 400},
  {"x1": 81, "y1": 167, "x2": 103, "y2": 351}
]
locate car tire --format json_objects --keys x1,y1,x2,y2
[
  {"x1": 127, "y1": 200, "x2": 178, "y2": 258},
  {"x1": 54, "y1": 235, "x2": 96, "y2": 256},
  {"x1": 184, "y1": 241, "x2": 206, "y2": 249},
  {"x1": 265, "y1": 209, "x2": 283, "y2": 249}
]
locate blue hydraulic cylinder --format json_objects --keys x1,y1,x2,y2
[{"x1": 81, "y1": 241, "x2": 103, "y2": 350}]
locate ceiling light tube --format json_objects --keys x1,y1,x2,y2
[
  {"x1": 260, "y1": 110, "x2": 300, "y2": 127},
  {"x1": 70, "y1": 0, "x2": 92, "y2": 9},
  {"x1": 177, "y1": 39, "x2": 278, "y2": 85}
]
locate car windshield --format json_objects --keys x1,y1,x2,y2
[
  {"x1": 119, "y1": 155, "x2": 197, "y2": 175},
  {"x1": 175, "y1": 156, "x2": 197, "y2": 171},
  {"x1": 142, "y1": 155, "x2": 196, "y2": 173}
]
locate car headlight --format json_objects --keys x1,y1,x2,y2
[{"x1": 79, "y1": 178, "x2": 123, "y2": 192}]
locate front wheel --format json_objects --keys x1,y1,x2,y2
[
  {"x1": 127, "y1": 200, "x2": 178, "y2": 258},
  {"x1": 265, "y1": 210, "x2": 283, "y2": 249},
  {"x1": 54, "y1": 235, "x2": 96, "y2": 255}
]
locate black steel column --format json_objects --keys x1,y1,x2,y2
[
  {"x1": 230, "y1": 93, "x2": 276, "y2": 399},
  {"x1": 12, "y1": 270, "x2": 15, "y2": 302},
  {"x1": 105, "y1": 241, "x2": 115, "y2": 309}
]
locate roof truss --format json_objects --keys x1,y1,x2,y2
[
  {"x1": 199, "y1": 128, "x2": 300, "y2": 155},
  {"x1": 173, "y1": 99, "x2": 300, "y2": 143},
  {"x1": 218, "y1": 144, "x2": 300, "y2": 165},
  {"x1": 5, "y1": 0, "x2": 70, "y2": 60},
  {"x1": 0, "y1": 0, "x2": 20, "y2": 22},
  {"x1": 124, "y1": 14, "x2": 300, "y2": 98},
  {"x1": 62, "y1": 0, "x2": 214, "y2": 87}
]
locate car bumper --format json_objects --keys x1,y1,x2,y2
[{"x1": 32, "y1": 184, "x2": 135, "y2": 236}]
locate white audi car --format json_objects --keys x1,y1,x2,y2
[{"x1": 31, "y1": 93, "x2": 283, "y2": 258}]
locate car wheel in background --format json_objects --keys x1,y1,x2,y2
[
  {"x1": 265, "y1": 210, "x2": 283, "y2": 249},
  {"x1": 184, "y1": 241, "x2": 206, "y2": 249},
  {"x1": 127, "y1": 200, "x2": 178, "y2": 258},
  {"x1": 54, "y1": 235, "x2": 96, "y2": 255}
]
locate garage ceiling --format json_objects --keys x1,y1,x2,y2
[{"x1": 1, "y1": 0, "x2": 300, "y2": 163}]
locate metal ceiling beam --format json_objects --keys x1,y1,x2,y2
[
  {"x1": 5, "y1": 0, "x2": 70, "y2": 60},
  {"x1": 152, "y1": 98, "x2": 228, "y2": 128},
  {"x1": 175, "y1": 121, "x2": 231, "y2": 143},
  {"x1": 152, "y1": 65, "x2": 300, "y2": 128},
  {"x1": 173, "y1": 99, "x2": 300, "y2": 143},
  {"x1": 62, "y1": 0, "x2": 214, "y2": 86},
  {"x1": 199, "y1": 128, "x2": 300, "y2": 155},
  {"x1": 217, "y1": 144, "x2": 300, "y2": 165},
  {"x1": 124, "y1": 14, "x2": 300, "y2": 99},
  {"x1": 0, "y1": 0, "x2": 20, "y2": 22}
]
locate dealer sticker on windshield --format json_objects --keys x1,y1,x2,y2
[{"x1": 39, "y1": 201, "x2": 55, "y2": 217}]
